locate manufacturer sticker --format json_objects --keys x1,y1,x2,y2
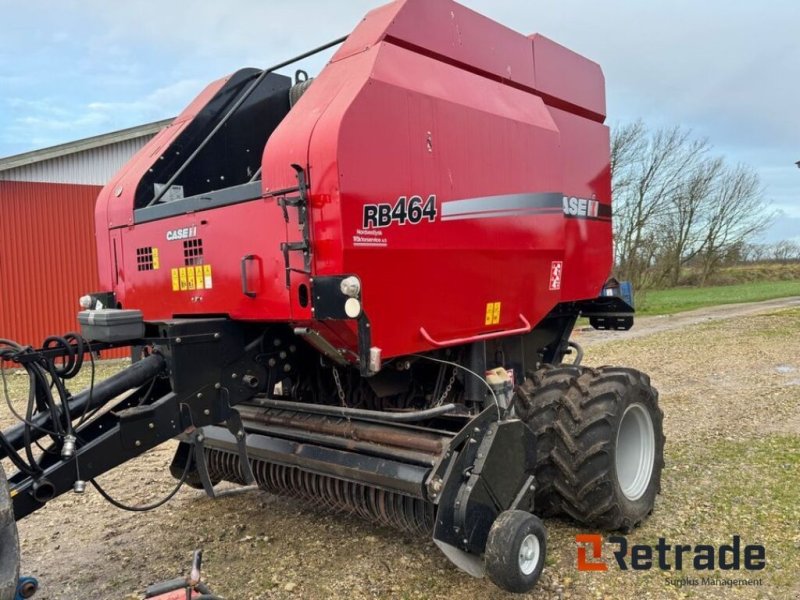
[
  {"x1": 562, "y1": 196, "x2": 599, "y2": 218},
  {"x1": 362, "y1": 195, "x2": 437, "y2": 229},
  {"x1": 165, "y1": 226, "x2": 197, "y2": 241}
]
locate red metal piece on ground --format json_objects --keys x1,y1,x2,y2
[{"x1": 147, "y1": 591, "x2": 202, "y2": 600}]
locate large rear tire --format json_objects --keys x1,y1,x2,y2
[
  {"x1": 551, "y1": 366, "x2": 664, "y2": 531},
  {"x1": 0, "y1": 463, "x2": 20, "y2": 600},
  {"x1": 512, "y1": 365, "x2": 583, "y2": 517}
]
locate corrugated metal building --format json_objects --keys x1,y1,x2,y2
[{"x1": 0, "y1": 120, "x2": 170, "y2": 355}]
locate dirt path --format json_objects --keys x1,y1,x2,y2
[{"x1": 6, "y1": 299, "x2": 800, "y2": 599}]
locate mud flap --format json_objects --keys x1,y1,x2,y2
[
  {"x1": 0, "y1": 463, "x2": 19, "y2": 600},
  {"x1": 429, "y1": 407, "x2": 537, "y2": 575}
]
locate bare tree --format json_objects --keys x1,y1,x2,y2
[
  {"x1": 611, "y1": 122, "x2": 773, "y2": 287},
  {"x1": 769, "y1": 240, "x2": 800, "y2": 262},
  {"x1": 696, "y1": 164, "x2": 772, "y2": 284},
  {"x1": 611, "y1": 123, "x2": 710, "y2": 287},
  {"x1": 656, "y1": 157, "x2": 723, "y2": 286}
]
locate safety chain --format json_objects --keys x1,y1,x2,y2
[
  {"x1": 332, "y1": 366, "x2": 347, "y2": 406},
  {"x1": 436, "y1": 367, "x2": 458, "y2": 406}
]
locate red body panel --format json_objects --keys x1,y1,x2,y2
[{"x1": 95, "y1": 0, "x2": 612, "y2": 360}]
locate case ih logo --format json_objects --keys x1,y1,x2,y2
[
  {"x1": 575, "y1": 534, "x2": 766, "y2": 572},
  {"x1": 562, "y1": 195, "x2": 599, "y2": 217},
  {"x1": 166, "y1": 226, "x2": 197, "y2": 241}
]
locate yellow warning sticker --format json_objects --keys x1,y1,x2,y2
[
  {"x1": 172, "y1": 263, "x2": 213, "y2": 292},
  {"x1": 152, "y1": 247, "x2": 160, "y2": 270},
  {"x1": 204, "y1": 264, "x2": 213, "y2": 289},
  {"x1": 485, "y1": 301, "x2": 501, "y2": 325},
  {"x1": 194, "y1": 265, "x2": 204, "y2": 289}
]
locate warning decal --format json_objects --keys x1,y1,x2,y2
[
  {"x1": 172, "y1": 264, "x2": 213, "y2": 292},
  {"x1": 484, "y1": 301, "x2": 502, "y2": 325},
  {"x1": 549, "y1": 261, "x2": 563, "y2": 291}
]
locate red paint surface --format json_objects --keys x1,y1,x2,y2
[
  {"x1": 0, "y1": 181, "x2": 127, "y2": 358},
  {"x1": 95, "y1": 0, "x2": 613, "y2": 360}
]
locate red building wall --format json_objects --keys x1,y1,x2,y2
[{"x1": 0, "y1": 181, "x2": 127, "y2": 358}]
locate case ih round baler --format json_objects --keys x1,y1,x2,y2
[{"x1": 0, "y1": 0, "x2": 665, "y2": 595}]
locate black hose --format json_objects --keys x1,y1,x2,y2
[
  {"x1": 255, "y1": 397, "x2": 458, "y2": 423},
  {"x1": 90, "y1": 449, "x2": 192, "y2": 512},
  {"x1": 0, "y1": 353, "x2": 166, "y2": 459}
]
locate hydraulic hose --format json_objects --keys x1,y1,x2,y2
[{"x1": 0, "y1": 353, "x2": 166, "y2": 459}]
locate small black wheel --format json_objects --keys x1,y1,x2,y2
[{"x1": 484, "y1": 510, "x2": 547, "y2": 594}]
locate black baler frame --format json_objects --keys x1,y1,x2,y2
[{"x1": 1, "y1": 318, "x2": 540, "y2": 587}]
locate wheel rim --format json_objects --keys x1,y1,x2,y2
[
  {"x1": 615, "y1": 403, "x2": 656, "y2": 501},
  {"x1": 518, "y1": 533, "x2": 540, "y2": 575}
]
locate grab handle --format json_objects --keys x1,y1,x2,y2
[
  {"x1": 420, "y1": 314, "x2": 532, "y2": 348},
  {"x1": 241, "y1": 255, "x2": 257, "y2": 298}
]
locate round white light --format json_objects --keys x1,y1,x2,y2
[
  {"x1": 344, "y1": 297, "x2": 361, "y2": 318},
  {"x1": 79, "y1": 295, "x2": 93, "y2": 309}
]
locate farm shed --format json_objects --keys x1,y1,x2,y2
[{"x1": 0, "y1": 120, "x2": 170, "y2": 356}]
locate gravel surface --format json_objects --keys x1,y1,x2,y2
[{"x1": 2, "y1": 303, "x2": 799, "y2": 599}]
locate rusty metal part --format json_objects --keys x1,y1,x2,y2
[
  {"x1": 205, "y1": 448, "x2": 434, "y2": 535},
  {"x1": 238, "y1": 405, "x2": 448, "y2": 455},
  {"x1": 251, "y1": 397, "x2": 459, "y2": 423}
]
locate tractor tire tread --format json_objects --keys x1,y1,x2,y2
[{"x1": 550, "y1": 366, "x2": 665, "y2": 531}]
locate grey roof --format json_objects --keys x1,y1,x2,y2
[{"x1": 0, "y1": 119, "x2": 173, "y2": 173}]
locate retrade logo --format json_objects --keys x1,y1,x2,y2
[
  {"x1": 575, "y1": 535, "x2": 766, "y2": 572},
  {"x1": 576, "y1": 534, "x2": 607, "y2": 571}
]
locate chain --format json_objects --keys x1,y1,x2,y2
[
  {"x1": 332, "y1": 366, "x2": 347, "y2": 406},
  {"x1": 436, "y1": 367, "x2": 458, "y2": 406}
]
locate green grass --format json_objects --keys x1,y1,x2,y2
[
  {"x1": 663, "y1": 435, "x2": 800, "y2": 593},
  {"x1": 636, "y1": 280, "x2": 800, "y2": 316}
]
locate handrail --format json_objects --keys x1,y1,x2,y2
[
  {"x1": 147, "y1": 34, "x2": 348, "y2": 207},
  {"x1": 420, "y1": 314, "x2": 532, "y2": 348}
]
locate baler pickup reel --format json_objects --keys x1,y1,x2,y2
[{"x1": 0, "y1": 311, "x2": 546, "y2": 597}]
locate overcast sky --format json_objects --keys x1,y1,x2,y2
[{"x1": 0, "y1": 0, "x2": 797, "y2": 242}]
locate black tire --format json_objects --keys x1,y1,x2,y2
[
  {"x1": 551, "y1": 366, "x2": 665, "y2": 531},
  {"x1": 484, "y1": 510, "x2": 547, "y2": 594},
  {"x1": 0, "y1": 463, "x2": 20, "y2": 600},
  {"x1": 512, "y1": 365, "x2": 583, "y2": 516}
]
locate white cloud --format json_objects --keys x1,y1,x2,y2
[{"x1": 86, "y1": 78, "x2": 203, "y2": 118}]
